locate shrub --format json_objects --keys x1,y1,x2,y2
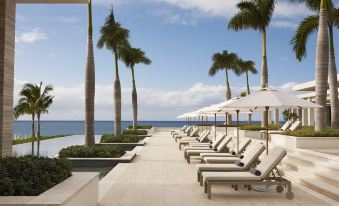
[
  {"x1": 282, "y1": 126, "x2": 339, "y2": 137},
  {"x1": 100, "y1": 134, "x2": 143, "y2": 143},
  {"x1": 0, "y1": 156, "x2": 72, "y2": 196},
  {"x1": 122, "y1": 129, "x2": 148, "y2": 135},
  {"x1": 59, "y1": 145, "x2": 125, "y2": 158},
  {"x1": 128, "y1": 124, "x2": 153, "y2": 129},
  {"x1": 240, "y1": 124, "x2": 281, "y2": 131}
]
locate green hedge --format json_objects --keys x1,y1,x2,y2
[
  {"x1": 239, "y1": 124, "x2": 281, "y2": 131},
  {"x1": 128, "y1": 125, "x2": 153, "y2": 129},
  {"x1": 282, "y1": 126, "x2": 339, "y2": 137},
  {"x1": 100, "y1": 134, "x2": 144, "y2": 143},
  {"x1": 196, "y1": 124, "x2": 238, "y2": 127},
  {"x1": 122, "y1": 129, "x2": 148, "y2": 135},
  {"x1": 0, "y1": 156, "x2": 71, "y2": 196},
  {"x1": 59, "y1": 145, "x2": 125, "y2": 158}
]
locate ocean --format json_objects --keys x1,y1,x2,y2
[{"x1": 13, "y1": 120, "x2": 264, "y2": 137}]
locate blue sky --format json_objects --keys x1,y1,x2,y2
[{"x1": 14, "y1": 0, "x2": 339, "y2": 121}]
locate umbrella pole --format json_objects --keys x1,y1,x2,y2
[
  {"x1": 265, "y1": 106, "x2": 269, "y2": 155},
  {"x1": 225, "y1": 112, "x2": 228, "y2": 136},
  {"x1": 236, "y1": 110, "x2": 240, "y2": 154},
  {"x1": 214, "y1": 113, "x2": 217, "y2": 140}
]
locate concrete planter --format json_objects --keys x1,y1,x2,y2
[
  {"x1": 0, "y1": 172, "x2": 98, "y2": 206},
  {"x1": 271, "y1": 134, "x2": 339, "y2": 149},
  {"x1": 67, "y1": 151, "x2": 136, "y2": 167},
  {"x1": 234, "y1": 130, "x2": 262, "y2": 139},
  {"x1": 96, "y1": 139, "x2": 146, "y2": 151}
]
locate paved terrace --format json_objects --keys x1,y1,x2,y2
[{"x1": 99, "y1": 131, "x2": 330, "y2": 206}]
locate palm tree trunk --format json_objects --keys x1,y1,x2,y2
[
  {"x1": 131, "y1": 66, "x2": 138, "y2": 131},
  {"x1": 315, "y1": 0, "x2": 329, "y2": 132},
  {"x1": 85, "y1": 0, "x2": 96, "y2": 146},
  {"x1": 31, "y1": 114, "x2": 35, "y2": 156},
  {"x1": 37, "y1": 113, "x2": 41, "y2": 157},
  {"x1": 245, "y1": 70, "x2": 252, "y2": 123},
  {"x1": 114, "y1": 53, "x2": 122, "y2": 138},
  {"x1": 328, "y1": 26, "x2": 339, "y2": 128},
  {"x1": 261, "y1": 30, "x2": 268, "y2": 126},
  {"x1": 225, "y1": 69, "x2": 232, "y2": 124}
]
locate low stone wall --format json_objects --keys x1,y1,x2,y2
[
  {"x1": 271, "y1": 134, "x2": 339, "y2": 149},
  {"x1": 0, "y1": 172, "x2": 99, "y2": 206},
  {"x1": 234, "y1": 130, "x2": 262, "y2": 139},
  {"x1": 67, "y1": 151, "x2": 136, "y2": 167}
]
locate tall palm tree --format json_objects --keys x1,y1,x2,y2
[
  {"x1": 209, "y1": 50, "x2": 239, "y2": 123},
  {"x1": 97, "y1": 6, "x2": 130, "y2": 138},
  {"x1": 14, "y1": 83, "x2": 38, "y2": 155},
  {"x1": 35, "y1": 82, "x2": 54, "y2": 157},
  {"x1": 120, "y1": 47, "x2": 151, "y2": 130},
  {"x1": 236, "y1": 59, "x2": 258, "y2": 123},
  {"x1": 85, "y1": 0, "x2": 96, "y2": 146},
  {"x1": 228, "y1": 0, "x2": 275, "y2": 125},
  {"x1": 290, "y1": 0, "x2": 339, "y2": 128}
]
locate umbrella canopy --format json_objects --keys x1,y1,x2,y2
[
  {"x1": 226, "y1": 88, "x2": 321, "y2": 110},
  {"x1": 226, "y1": 88, "x2": 321, "y2": 154}
]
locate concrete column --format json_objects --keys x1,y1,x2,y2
[
  {"x1": 268, "y1": 111, "x2": 272, "y2": 124},
  {"x1": 274, "y1": 108, "x2": 279, "y2": 125},
  {"x1": 309, "y1": 108, "x2": 315, "y2": 126},
  {"x1": 302, "y1": 108, "x2": 308, "y2": 126},
  {"x1": 0, "y1": 0, "x2": 15, "y2": 157}
]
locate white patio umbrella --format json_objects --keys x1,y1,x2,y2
[{"x1": 226, "y1": 88, "x2": 321, "y2": 154}]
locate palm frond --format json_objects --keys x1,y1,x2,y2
[{"x1": 290, "y1": 15, "x2": 319, "y2": 61}]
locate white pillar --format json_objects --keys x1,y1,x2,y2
[
  {"x1": 309, "y1": 108, "x2": 315, "y2": 126},
  {"x1": 268, "y1": 111, "x2": 272, "y2": 124},
  {"x1": 274, "y1": 108, "x2": 279, "y2": 125},
  {"x1": 302, "y1": 109, "x2": 308, "y2": 126}
]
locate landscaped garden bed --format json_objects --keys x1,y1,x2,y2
[
  {"x1": 128, "y1": 124, "x2": 153, "y2": 129},
  {"x1": 59, "y1": 145, "x2": 125, "y2": 158},
  {"x1": 0, "y1": 156, "x2": 71, "y2": 196},
  {"x1": 281, "y1": 126, "x2": 339, "y2": 137}
]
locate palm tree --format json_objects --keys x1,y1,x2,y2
[
  {"x1": 120, "y1": 47, "x2": 151, "y2": 130},
  {"x1": 97, "y1": 6, "x2": 130, "y2": 138},
  {"x1": 14, "y1": 83, "x2": 38, "y2": 155},
  {"x1": 290, "y1": 0, "x2": 339, "y2": 128},
  {"x1": 236, "y1": 59, "x2": 258, "y2": 123},
  {"x1": 85, "y1": 0, "x2": 96, "y2": 146},
  {"x1": 228, "y1": 0, "x2": 275, "y2": 125},
  {"x1": 35, "y1": 82, "x2": 54, "y2": 156},
  {"x1": 209, "y1": 50, "x2": 239, "y2": 123}
]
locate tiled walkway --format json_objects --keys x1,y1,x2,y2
[{"x1": 99, "y1": 132, "x2": 330, "y2": 206}]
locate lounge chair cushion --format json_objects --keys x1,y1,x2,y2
[
  {"x1": 197, "y1": 164, "x2": 243, "y2": 172},
  {"x1": 255, "y1": 147, "x2": 287, "y2": 178},
  {"x1": 204, "y1": 156, "x2": 240, "y2": 163},
  {"x1": 203, "y1": 171, "x2": 261, "y2": 181}
]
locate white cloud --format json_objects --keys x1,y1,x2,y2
[
  {"x1": 15, "y1": 28, "x2": 47, "y2": 44},
  {"x1": 13, "y1": 79, "x2": 298, "y2": 121}
]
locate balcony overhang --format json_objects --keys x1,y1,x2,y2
[
  {"x1": 16, "y1": 0, "x2": 87, "y2": 3},
  {"x1": 293, "y1": 74, "x2": 339, "y2": 92}
]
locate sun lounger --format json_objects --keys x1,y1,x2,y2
[
  {"x1": 183, "y1": 134, "x2": 226, "y2": 159},
  {"x1": 178, "y1": 130, "x2": 210, "y2": 150},
  {"x1": 172, "y1": 126, "x2": 193, "y2": 138},
  {"x1": 202, "y1": 147, "x2": 293, "y2": 200},
  {"x1": 200, "y1": 138, "x2": 252, "y2": 160},
  {"x1": 260, "y1": 120, "x2": 300, "y2": 139},
  {"x1": 174, "y1": 127, "x2": 199, "y2": 142},
  {"x1": 171, "y1": 125, "x2": 187, "y2": 135},
  {"x1": 197, "y1": 142, "x2": 266, "y2": 184},
  {"x1": 186, "y1": 136, "x2": 232, "y2": 164}
]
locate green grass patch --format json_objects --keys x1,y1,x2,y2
[
  {"x1": 59, "y1": 145, "x2": 125, "y2": 158},
  {"x1": 128, "y1": 124, "x2": 153, "y2": 129},
  {"x1": 282, "y1": 126, "x2": 339, "y2": 137},
  {"x1": 13, "y1": 134, "x2": 71, "y2": 145},
  {"x1": 100, "y1": 134, "x2": 144, "y2": 143},
  {"x1": 239, "y1": 124, "x2": 281, "y2": 131},
  {"x1": 0, "y1": 156, "x2": 71, "y2": 196},
  {"x1": 122, "y1": 129, "x2": 148, "y2": 135}
]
